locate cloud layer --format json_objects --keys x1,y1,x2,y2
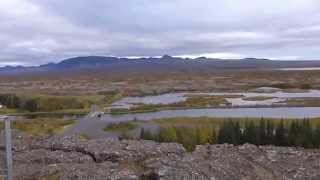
[{"x1": 1, "y1": 0, "x2": 320, "y2": 65}]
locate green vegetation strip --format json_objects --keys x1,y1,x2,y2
[
  {"x1": 242, "y1": 96, "x2": 275, "y2": 101},
  {"x1": 104, "y1": 122, "x2": 138, "y2": 132},
  {"x1": 110, "y1": 95, "x2": 242, "y2": 114},
  {"x1": 0, "y1": 90, "x2": 123, "y2": 114},
  {"x1": 283, "y1": 98, "x2": 320, "y2": 107},
  {"x1": 138, "y1": 117, "x2": 320, "y2": 151},
  {"x1": 0, "y1": 118, "x2": 75, "y2": 136}
]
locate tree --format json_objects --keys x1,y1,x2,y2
[
  {"x1": 313, "y1": 125, "x2": 320, "y2": 148},
  {"x1": 140, "y1": 128, "x2": 154, "y2": 140},
  {"x1": 288, "y1": 120, "x2": 299, "y2": 146},
  {"x1": 301, "y1": 119, "x2": 313, "y2": 148},
  {"x1": 275, "y1": 120, "x2": 287, "y2": 146},
  {"x1": 24, "y1": 99, "x2": 38, "y2": 112},
  {"x1": 266, "y1": 120, "x2": 274, "y2": 145},
  {"x1": 242, "y1": 120, "x2": 258, "y2": 144},
  {"x1": 259, "y1": 118, "x2": 267, "y2": 145}
]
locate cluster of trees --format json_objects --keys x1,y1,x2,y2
[
  {"x1": 140, "y1": 125, "x2": 216, "y2": 151},
  {"x1": 218, "y1": 119, "x2": 320, "y2": 148},
  {"x1": 140, "y1": 119, "x2": 320, "y2": 151},
  {"x1": 0, "y1": 93, "x2": 86, "y2": 112},
  {"x1": 0, "y1": 94, "x2": 37, "y2": 111}
]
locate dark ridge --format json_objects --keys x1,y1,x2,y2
[{"x1": 1, "y1": 55, "x2": 320, "y2": 75}]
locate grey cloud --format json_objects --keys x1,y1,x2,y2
[{"x1": 1, "y1": 0, "x2": 320, "y2": 66}]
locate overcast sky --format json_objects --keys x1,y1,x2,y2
[{"x1": 1, "y1": 0, "x2": 320, "y2": 66}]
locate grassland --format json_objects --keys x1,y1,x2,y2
[
  {"x1": 0, "y1": 118, "x2": 75, "y2": 136},
  {"x1": 242, "y1": 96, "x2": 275, "y2": 101},
  {"x1": 282, "y1": 98, "x2": 320, "y2": 107},
  {"x1": 1, "y1": 69, "x2": 320, "y2": 97},
  {"x1": 1, "y1": 69, "x2": 320, "y2": 116},
  {"x1": 104, "y1": 122, "x2": 139, "y2": 132},
  {"x1": 0, "y1": 90, "x2": 123, "y2": 116}
]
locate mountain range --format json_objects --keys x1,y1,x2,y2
[{"x1": 1, "y1": 55, "x2": 320, "y2": 74}]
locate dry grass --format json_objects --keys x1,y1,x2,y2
[{"x1": 0, "y1": 118, "x2": 75, "y2": 136}]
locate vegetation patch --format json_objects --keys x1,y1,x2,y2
[
  {"x1": 78, "y1": 133, "x2": 90, "y2": 140},
  {"x1": 171, "y1": 95, "x2": 231, "y2": 107},
  {"x1": 0, "y1": 118, "x2": 75, "y2": 136},
  {"x1": 0, "y1": 91, "x2": 124, "y2": 115},
  {"x1": 104, "y1": 122, "x2": 139, "y2": 132},
  {"x1": 242, "y1": 96, "x2": 275, "y2": 101},
  {"x1": 110, "y1": 104, "x2": 159, "y2": 114},
  {"x1": 282, "y1": 98, "x2": 320, "y2": 107},
  {"x1": 110, "y1": 95, "x2": 242, "y2": 114},
  {"x1": 98, "y1": 90, "x2": 123, "y2": 105},
  {"x1": 139, "y1": 117, "x2": 320, "y2": 151},
  {"x1": 268, "y1": 83, "x2": 312, "y2": 90}
]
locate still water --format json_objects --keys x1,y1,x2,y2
[
  {"x1": 64, "y1": 107, "x2": 320, "y2": 139},
  {"x1": 111, "y1": 90, "x2": 320, "y2": 108}
]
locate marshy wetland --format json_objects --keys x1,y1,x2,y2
[{"x1": 2, "y1": 69, "x2": 320, "y2": 149}]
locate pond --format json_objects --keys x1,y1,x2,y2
[
  {"x1": 111, "y1": 89, "x2": 320, "y2": 108},
  {"x1": 278, "y1": 67, "x2": 320, "y2": 71},
  {"x1": 65, "y1": 89, "x2": 320, "y2": 139}
]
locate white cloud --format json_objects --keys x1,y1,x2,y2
[
  {"x1": 269, "y1": 56, "x2": 301, "y2": 60},
  {"x1": 176, "y1": 52, "x2": 245, "y2": 59}
]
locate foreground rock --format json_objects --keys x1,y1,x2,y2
[{"x1": 1, "y1": 131, "x2": 320, "y2": 180}]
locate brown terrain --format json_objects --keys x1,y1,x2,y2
[{"x1": 1, "y1": 69, "x2": 320, "y2": 96}]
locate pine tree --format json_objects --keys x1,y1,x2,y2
[
  {"x1": 301, "y1": 119, "x2": 313, "y2": 148},
  {"x1": 259, "y1": 118, "x2": 267, "y2": 145},
  {"x1": 242, "y1": 120, "x2": 258, "y2": 144},
  {"x1": 266, "y1": 120, "x2": 274, "y2": 145},
  {"x1": 288, "y1": 120, "x2": 299, "y2": 146},
  {"x1": 275, "y1": 120, "x2": 287, "y2": 146},
  {"x1": 313, "y1": 125, "x2": 320, "y2": 148}
]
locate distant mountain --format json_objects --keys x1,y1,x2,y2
[{"x1": 1, "y1": 55, "x2": 320, "y2": 74}]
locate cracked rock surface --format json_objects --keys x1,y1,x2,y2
[{"x1": 1, "y1": 130, "x2": 320, "y2": 180}]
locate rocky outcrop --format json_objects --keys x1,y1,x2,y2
[{"x1": 1, "y1": 131, "x2": 320, "y2": 180}]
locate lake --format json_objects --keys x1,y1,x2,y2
[{"x1": 111, "y1": 90, "x2": 320, "y2": 108}]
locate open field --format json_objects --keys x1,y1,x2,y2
[
  {"x1": 0, "y1": 91, "x2": 122, "y2": 115},
  {"x1": 0, "y1": 118, "x2": 75, "y2": 136},
  {"x1": 282, "y1": 97, "x2": 320, "y2": 107},
  {"x1": 1, "y1": 70, "x2": 320, "y2": 96},
  {"x1": 1, "y1": 69, "x2": 320, "y2": 115}
]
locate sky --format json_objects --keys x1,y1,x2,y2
[{"x1": 1, "y1": 0, "x2": 320, "y2": 66}]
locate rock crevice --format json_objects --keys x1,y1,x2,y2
[{"x1": 1, "y1": 131, "x2": 320, "y2": 180}]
